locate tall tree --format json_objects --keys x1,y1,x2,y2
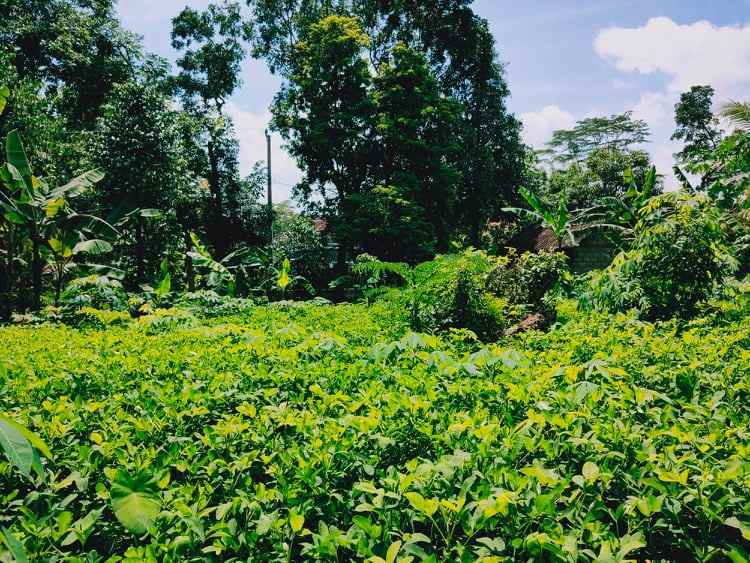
[
  {"x1": 367, "y1": 44, "x2": 461, "y2": 258},
  {"x1": 672, "y1": 85, "x2": 722, "y2": 166},
  {"x1": 246, "y1": 0, "x2": 525, "y2": 244},
  {"x1": 451, "y1": 20, "x2": 525, "y2": 243},
  {"x1": 89, "y1": 80, "x2": 196, "y2": 286},
  {"x1": 171, "y1": 2, "x2": 253, "y2": 254},
  {"x1": 272, "y1": 14, "x2": 375, "y2": 256},
  {"x1": 546, "y1": 112, "x2": 650, "y2": 163},
  {"x1": 0, "y1": 0, "x2": 143, "y2": 127},
  {"x1": 544, "y1": 147, "x2": 655, "y2": 210},
  {"x1": 274, "y1": 16, "x2": 465, "y2": 262}
]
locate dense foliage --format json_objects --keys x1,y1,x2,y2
[
  {"x1": 2, "y1": 2, "x2": 750, "y2": 559},
  {"x1": 3, "y1": 288, "x2": 750, "y2": 560},
  {"x1": 585, "y1": 193, "x2": 736, "y2": 320}
]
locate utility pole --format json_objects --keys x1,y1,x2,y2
[{"x1": 265, "y1": 129, "x2": 273, "y2": 247}]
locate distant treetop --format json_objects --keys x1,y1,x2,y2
[{"x1": 545, "y1": 111, "x2": 650, "y2": 163}]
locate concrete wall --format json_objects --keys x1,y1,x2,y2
[{"x1": 570, "y1": 235, "x2": 618, "y2": 274}]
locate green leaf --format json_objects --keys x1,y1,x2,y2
[
  {"x1": 385, "y1": 540, "x2": 402, "y2": 563},
  {"x1": 0, "y1": 417, "x2": 33, "y2": 477},
  {"x1": 110, "y1": 471, "x2": 161, "y2": 535},
  {"x1": 518, "y1": 186, "x2": 547, "y2": 216},
  {"x1": 72, "y1": 239, "x2": 113, "y2": 256},
  {"x1": 5, "y1": 131, "x2": 32, "y2": 188},
  {"x1": 726, "y1": 517, "x2": 750, "y2": 541},
  {"x1": 0, "y1": 416, "x2": 52, "y2": 459},
  {"x1": 289, "y1": 510, "x2": 304, "y2": 533},
  {"x1": 582, "y1": 461, "x2": 600, "y2": 482},
  {"x1": 617, "y1": 532, "x2": 646, "y2": 560},
  {"x1": 0, "y1": 86, "x2": 9, "y2": 116},
  {"x1": 256, "y1": 512, "x2": 277, "y2": 535},
  {"x1": 1, "y1": 528, "x2": 28, "y2": 563},
  {"x1": 46, "y1": 198, "x2": 66, "y2": 218},
  {"x1": 278, "y1": 258, "x2": 292, "y2": 290},
  {"x1": 52, "y1": 169, "x2": 104, "y2": 198},
  {"x1": 404, "y1": 491, "x2": 438, "y2": 517},
  {"x1": 156, "y1": 271, "x2": 171, "y2": 298}
]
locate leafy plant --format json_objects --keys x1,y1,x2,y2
[
  {"x1": 505, "y1": 186, "x2": 575, "y2": 247},
  {"x1": 0, "y1": 415, "x2": 52, "y2": 479},
  {"x1": 721, "y1": 100, "x2": 750, "y2": 131},
  {"x1": 601, "y1": 165, "x2": 658, "y2": 236},
  {"x1": 586, "y1": 193, "x2": 737, "y2": 320},
  {"x1": 3, "y1": 295, "x2": 750, "y2": 559},
  {"x1": 110, "y1": 471, "x2": 162, "y2": 535},
  {"x1": 187, "y1": 232, "x2": 250, "y2": 296},
  {"x1": 0, "y1": 130, "x2": 108, "y2": 309}
]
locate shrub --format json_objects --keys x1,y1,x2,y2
[
  {"x1": 271, "y1": 209, "x2": 332, "y2": 290},
  {"x1": 486, "y1": 249, "x2": 569, "y2": 316},
  {"x1": 587, "y1": 194, "x2": 736, "y2": 320},
  {"x1": 480, "y1": 219, "x2": 523, "y2": 254},
  {"x1": 354, "y1": 250, "x2": 518, "y2": 340},
  {"x1": 411, "y1": 250, "x2": 522, "y2": 340},
  {"x1": 59, "y1": 275, "x2": 128, "y2": 312},
  {"x1": 69, "y1": 306, "x2": 131, "y2": 329}
]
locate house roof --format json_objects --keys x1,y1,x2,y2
[
  {"x1": 534, "y1": 228, "x2": 578, "y2": 252},
  {"x1": 533, "y1": 225, "x2": 615, "y2": 253}
]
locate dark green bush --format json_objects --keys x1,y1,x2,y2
[
  {"x1": 480, "y1": 218, "x2": 524, "y2": 254},
  {"x1": 59, "y1": 275, "x2": 128, "y2": 312},
  {"x1": 410, "y1": 251, "x2": 523, "y2": 340},
  {"x1": 587, "y1": 194, "x2": 736, "y2": 320},
  {"x1": 487, "y1": 249, "x2": 568, "y2": 315}
]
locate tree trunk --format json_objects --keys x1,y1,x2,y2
[
  {"x1": 2, "y1": 228, "x2": 14, "y2": 294},
  {"x1": 135, "y1": 216, "x2": 146, "y2": 284},
  {"x1": 206, "y1": 138, "x2": 225, "y2": 254},
  {"x1": 31, "y1": 231, "x2": 42, "y2": 310},
  {"x1": 184, "y1": 228, "x2": 195, "y2": 292},
  {"x1": 0, "y1": 229, "x2": 13, "y2": 319},
  {"x1": 54, "y1": 263, "x2": 64, "y2": 307}
]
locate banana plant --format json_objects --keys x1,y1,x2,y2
[
  {"x1": 504, "y1": 186, "x2": 623, "y2": 250},
  {"x1": 45, "y1": 231, "x2": 113, "y2": 306},
  {"x1": 0, "y1": 130, "x2": 107, "y2": 309},
  {"x1": 257, "y1": 255, "x2": 313, "y2": 300},
  {"x1": 600, "y1": 165, "x2": 658, "y2": 235},
  {"x1": 503, "y1": 187, "x2": 577, "y2": 249},
  {"x1": 187, "y1": 233, "x2": 254, "y2": 296}
]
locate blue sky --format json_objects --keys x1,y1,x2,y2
[{"x1": 118, "y1": 0, "x2": 750, "y2": 199}]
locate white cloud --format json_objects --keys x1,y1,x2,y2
[
  {"x1": 225, "y1": 103, "x2": 303, "y2": 203},
  {"x1": 595, "y1": 17, "x2": 750, "y2": 98},
  {"x1": 520, "y1": 105, "x2": 576, "y2": 148},
  {"x1": 594, "y1": 17, "x2": 750, "y2": 190},
  {"x1": 631, "y1": 91, "x2": 677, "y2": 128}
]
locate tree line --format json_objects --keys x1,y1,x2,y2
[
  {"x1": 1, "y1": 1, "x2": 748, "y2": 315},
  {"x1": 0, "y1": 0, "x2": 528, "y2": 313}
]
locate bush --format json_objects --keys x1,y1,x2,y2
[
  {"x1": 480, "y1": 219, "x2": 523, "y2": 255},
  {"x1": 358, "y1": 249, "x2": 567, "y2": 340},
  {"x1": 59, "y1": 275, "x2": 128, "y2": 312},
  {"x1": 271, "y1": 208, "x2": 332, "y2": 291},
  {"x1": 487, "y1": 249, "x2": 568, "y2": 318},
  {"x1": 587, "y1": 194, "x2": 736, "y2": 320},
  {"x1": 410, "y1": 250, "x2": 523, "y2": 340}
]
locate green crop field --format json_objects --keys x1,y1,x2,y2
[{"x1": 2, "y1": 296, "x2": 750, "y2": 562}]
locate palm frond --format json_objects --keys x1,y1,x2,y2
[{"x1": 721, "y1": 101, "x2": 750, "y2": 130}]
